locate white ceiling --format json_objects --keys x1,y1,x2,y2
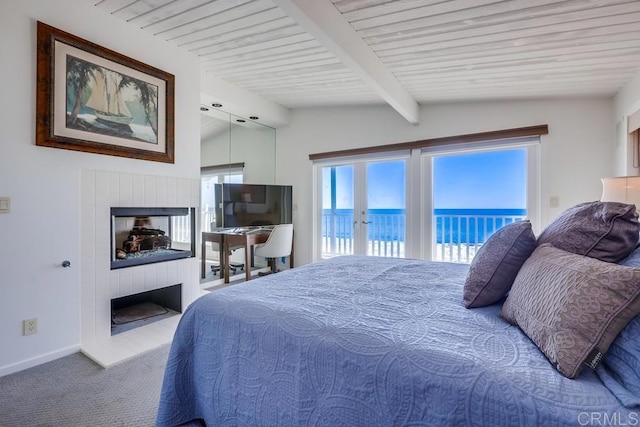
[{"x1": 94, "y1": 0, "x2": 640, "y2": 123}]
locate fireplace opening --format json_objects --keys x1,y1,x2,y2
[
  {"x1": 111, "y1": 207, "x2": 195, "y2": 269},
  {"x1": 111, "y1": 284, "x2": 182, "y2": 335}
]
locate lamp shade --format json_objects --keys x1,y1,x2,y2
[{"x1": 601, "y1": 176, "x2": 640, "y2": 207}]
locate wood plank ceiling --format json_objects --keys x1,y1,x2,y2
[{"x1": 93, "y1": 0, "x2": 640, "y2": 116}]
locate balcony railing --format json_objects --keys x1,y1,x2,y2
[{"x1": 322, "y1": 209, "x2": 526, "y2": 263}]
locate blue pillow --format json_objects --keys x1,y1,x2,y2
[
  {"x1": 598, "y1": 245, "x2": 640, "y2": 407},
  {"x1": 619, "y1": 245, "x2": 640, "y2": 268},
  {"x1": 598, "y1": 315, "x2": 640, "y2": 407}
]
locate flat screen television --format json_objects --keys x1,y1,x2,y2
[{"x1": 214, "y1": 183, "x2": 293, "y2": 228}]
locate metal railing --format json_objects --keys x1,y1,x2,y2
[{"x1": 322, "y1": 210, "x2": 526, "y2": 263}]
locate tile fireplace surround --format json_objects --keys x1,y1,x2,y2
[{"x1": 80, "y1": 170, "x2": 200, "y2": 368}]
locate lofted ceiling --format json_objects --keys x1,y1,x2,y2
[{"x1": 93, "y1": 0, "x2": 640, "y2": 123}]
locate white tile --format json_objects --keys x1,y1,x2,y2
[
  {"x1": 80, "y1": 279, "x2": 96, "y2": 344},
  {"x1": 94, "y1": 298, "x2": 111, "y2": 343},
  {"x1": 95, "y1": 208, "x2": 110, "y2": 262},
  {"x1": 95, "y1": 171, "x2": 111, "y2": 207},
  {"x1": 109, "y1": 172, "x2": 120, "y2": 207},
  {"x1": 144, "y1": 175, "x2": 157, "y2": 207},
  {"x1": 166, "y1": 262, "x2": 178, "y2": 287},
  {"x1": 176, "y1": 178, "x2": 190, "y2": 207},
  {"x1": 190, "y1": 179, "x2": 200, "y2": 207},
  {"x1": 118, "y1": 268, "x2": 133, "y2": 299},
  {"x1": 119, "y1": 173, "x2": 133, "y2": 207},
  {"x1": 144, "y1": 264, "x2": 157, "y2": 291},
  {"x1": 156, "y1": 175, "x2": 167, "y2": 207},
  {"x1": 80, "y1": 206, "x2": 95, "y2": 237},
  {"x1": 132, "y1": 267, "x2": 145, "y2": 295},
  {"x1": 109, "y1": 270, "x2": 120, "y2": 299},
  {"x1": 132, "y1": 175, "x2": 145, "y2": 203},
  {"x1": 80, "y1": 170, "x2": 95, "y2": 207},
  {"x1": 155, "y1": 261, "x2": 168, "y2": 288},
  {"x1": 80, "y1": 170, "x2": 198, "y2": 367},
  {"x1": 166, "y1": 177, "x2": 177, "y2": 206}
]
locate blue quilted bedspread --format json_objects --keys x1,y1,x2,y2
[{"x1": 157, "y1": 256, "x2": 635, "y2": 426}]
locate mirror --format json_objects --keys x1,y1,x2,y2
[
  {"x1": 200, "y1": 108, "x2": 276, "y2": 184},
  {"x1": 199, "y1": 108, "x2": 277, "y2": 285}
]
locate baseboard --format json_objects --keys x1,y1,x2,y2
[{"x1": 0, "y1": 344, "x2": 80, "y2": 377}]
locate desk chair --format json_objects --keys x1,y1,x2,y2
[
  {"x1": 254, "y1": 224, "x2": 293, "y2": 275},
  {"x1": 210, "y1": 224, "x2": 244, "y2": 276}
]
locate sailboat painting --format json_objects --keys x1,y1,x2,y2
[
  {"x1": 66, "y1": 55, "x2": 158, "y2": 144},
  {"x1": 36, "y1": 22, "x2": 174, "y2": 163}
]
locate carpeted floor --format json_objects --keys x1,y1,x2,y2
[{"x1": 0, "y1": 344, "x2": 170, "y2": 427}]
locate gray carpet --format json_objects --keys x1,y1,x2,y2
[{"x1": 0, "y1": 344, "x2": 170, "y2": 427}]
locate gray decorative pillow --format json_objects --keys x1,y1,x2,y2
[
  {"x1": 463, "y1": 220, "x2": 536, "y2": 308},
  {"x1": 537, "y1": 201, "x2": 640, "y2": 263},
  {"x1": 501, "y1": 244, "x2": 640, "y2": 379}
]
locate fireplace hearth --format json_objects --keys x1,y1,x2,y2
[
  {"x1": 111, "y1": 284, "x2": 182, "y2": 335},
  {"x1": 111, "y1": 207, "x2": 195, "y2": 269}
]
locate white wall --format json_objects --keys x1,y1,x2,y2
[
  {"x1": 614, "y1": 71, "x2": 640, "y2": 175},
  {"x1": 0, "y1": 0, "x2": 201, "y2": 374},
  {"x1": 277, "y1": 98, "x2": 616, "y2": 266}
]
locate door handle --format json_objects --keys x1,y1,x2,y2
[{"x1": 361, "y1": 221, "x2": 372, "y2": 224}]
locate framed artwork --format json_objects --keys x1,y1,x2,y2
[{"x1": 36, "y1": 22, "x2": 175, "y2": 163}]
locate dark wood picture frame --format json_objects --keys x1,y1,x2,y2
[{"x1": 36, "y1": 21, "x2": 175, "y2": 163}]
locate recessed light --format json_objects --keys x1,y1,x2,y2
[
  {"x1": 249, "y1": 116, "x2": 259, "y2": 120},
  {"x1": 236, "y1": 119, "x2": 246, "y2": 123},
  {"x1": 200, "y1": 106, "x2": 209, "y2": 111},
  {"x1": 211, "y1": 103, "x2": 222, "y2": 108}
]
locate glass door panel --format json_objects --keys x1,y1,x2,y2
[
  {"x1": 321, "y1": 165, "x2": 354, "y2": 257},
  {"x1": 319, "y1": 159, "x2": 407, "y2": 259},
  {"x1": 366, "y1": 160, "x2": 406, "y2": 257}
]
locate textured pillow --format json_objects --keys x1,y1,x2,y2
[
  {"x1": 536, "y1": 201, "x2": 640, "y2": 263},
  {"x1": 463, "y1": 220, "x2": 536, "y2": 308},
  {"x1": 501, "y1": 244, "x2": 640, "y2": 379}
]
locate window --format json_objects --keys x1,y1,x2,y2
[
  {"x1": 312, "y1": 130, "x2": 541, "y2": 263},
  {"x1": 424, "y1": 142, "x2": 538, "y2": 262}
]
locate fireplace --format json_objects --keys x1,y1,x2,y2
[{"x1": 111, "y1": 207, "x2": 195, "y2": 269}]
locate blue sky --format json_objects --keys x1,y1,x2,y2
[
  {"x1": 434, "y1": 149, "x2": 526, "y2": 209},
  {"x1": 323, "y1": 148, "x2": 526, "y2": 209}
]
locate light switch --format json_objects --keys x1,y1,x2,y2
[
  {"x1": 550, "y1": 196, "x2": 559, "y2": 208},
  {"x1": 0, "y1": 197, "x2": 10, "y2": 213}
]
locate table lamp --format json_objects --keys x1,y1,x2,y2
[{"x1": 601, "y1": 176, "x2": 640, "y2": 207}]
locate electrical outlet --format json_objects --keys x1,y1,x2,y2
[{"x1": 23, "y1": 318, "x2": 38, "y2": 335}]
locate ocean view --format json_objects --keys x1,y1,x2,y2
[{"x1": 322, "y1": 208, "x2": 527, "y2": 244}]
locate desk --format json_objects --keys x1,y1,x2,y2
[
  {"x1": 201, "y1": 228, "x2": 278, "y2": 283},
  {"x1": 223, "y1": 230, "x2": 271, "y2": 283}
]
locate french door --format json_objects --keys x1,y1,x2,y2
[{"x1": 318, "y1": 157, "x2": 407, "y2": 258}]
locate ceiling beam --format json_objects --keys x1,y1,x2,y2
[{"x1": 272, "y1": 0, "x2": 420, "y2": 124}]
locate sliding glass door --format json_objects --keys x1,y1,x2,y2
[
  {"x1": 366, "y1": 160, "x2": 406, "y2": 257},
  {"x1": 319, "y1": 158, "x2": 407, "y2": 258},
  {"x1": 321, "y1": 164, "x2": 355, "y2": 256}
]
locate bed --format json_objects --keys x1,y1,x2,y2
[{"x1": 157, "y1": 253, "x2": 640, "y2": 426}]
